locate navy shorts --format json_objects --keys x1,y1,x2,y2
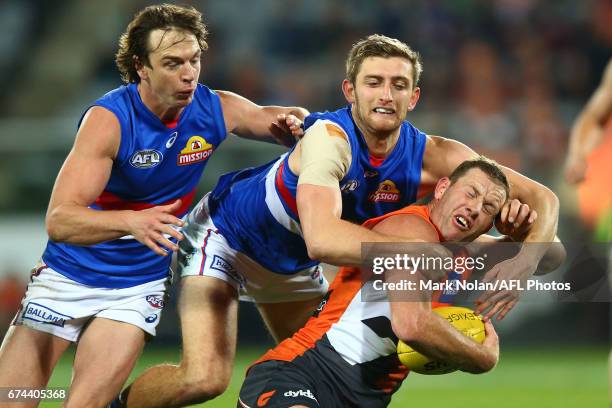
[{"x1": 238, "y1": 360, "x2": 323, "y2": 408}]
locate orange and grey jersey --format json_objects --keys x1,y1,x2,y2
[{"x1": 250, "y1": 205, "x2": 439, "y2": 404}]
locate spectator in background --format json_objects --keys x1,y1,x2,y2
[{"x1": 449, "y1": 41, "x2": 521, "y2": 171}]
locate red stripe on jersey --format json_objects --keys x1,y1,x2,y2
[
  {"x1": 274, "y1": 162, "x2": 299, "y2": 217},
  {"x1": 94, "y1": 188, "x2": 196, "y2": 216},
  {"x1": 199, "y1": 229, "x2": 214, "y2": 275},
  {"x1": 164, "y1": 118, "x2": 179, "y2": 129},
  {"x1": 369, "y1": 154, "x2": 385, "y2": 167}
]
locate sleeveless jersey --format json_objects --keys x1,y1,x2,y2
[
  {"x1": 253, "y1": 206, "x2": 438, "y2": 398},
  {"x1": 208, "y1": 105, "x2": 427, "y2": 274},
  {"x1": 42, "y1": 83, "x2": 227, "y2": 288}
]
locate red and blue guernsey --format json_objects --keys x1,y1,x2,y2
[
  {"x1": 208, "y1": 105, "x2": 426, "y2": 274},
  {"x1": 42, "y1": 83, "x2": 227, "y2": 288}
]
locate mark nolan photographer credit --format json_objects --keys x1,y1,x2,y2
[{"x1": 372, "y1": 277, "x2": 572, "y2": 293}]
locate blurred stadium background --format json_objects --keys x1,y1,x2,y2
[{"x1": 0, "y1": 0, "x2": 609, "y2": 406}]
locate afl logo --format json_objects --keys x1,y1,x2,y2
[
  {"x1": 146, "y1": 295, "x2": 164, "y2": 309},
  {"x1": 130, "y1": 149, "x2": 163, "y2": 169}
]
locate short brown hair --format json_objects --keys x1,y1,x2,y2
[
  {"x1": 116, "y1": 4, "x2": 208, "y2": 83},
  {"x1": 346, "y1": 34, "x2": 423, "y2": 87},
  {"x1": 449, "y1": 157, "x2": 510, "y2": 201}
]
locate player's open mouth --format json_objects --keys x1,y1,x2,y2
[
  {"x1": 373, "y1": 107, "x2": 395, "y2": 114},
  {"x1": 177, "y1": 90, "x2": 195, "y2": 97},
  {"x1": 454, "y1": 215, "x2": 470, "y2": 230}
]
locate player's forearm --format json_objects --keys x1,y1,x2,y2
[
  {"x1": 304, "y1": 219, "x2": 438, "y2": 267},
  {"x1": 46, "y1": 203, "x2": 131, "y2": 245},
  {"x1": 509, "y1": 184, "x2": 559, "y2": 271},
  {"x1": 304, "y1": 218, "x2": 392, "y2": 266},
  {"x1": 567, "y1": 58, "x2": 611, "y2": 163},
  {"x1": 522, "y1": 184, "x2": 559, "y2": 243},
  {"x1": 395, "y1": 312, "x2": 496, "y2": 374},
  {"x1": 567, "y1": 114, "x2": 605, "y2": 163},
  {"x1": 534, "y1": 238, "x2": 566, "y2": 275},
  {"x1": 240, "y1": 106, "x2": 309, "y2": 143},
  {"x1": 495, "y1": 234, "x2": 565, "y2": 275}
]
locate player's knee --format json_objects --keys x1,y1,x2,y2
[
  {"x1": 195, "y1": 377, "x2": 229, "y2": 399},
  {"x1": 179, "y1": 379, "x2": 229, "y2": 403}
]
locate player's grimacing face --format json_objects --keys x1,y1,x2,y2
[
  {"x1": 344, "y1": 56, "x2": 419, "y2": 136},
  {"x1": 432, "y1": 169, "x2": 507, "y2": 242},
  {"x1": 141, "y1": 29, "x2": 201, "y2": 107}
]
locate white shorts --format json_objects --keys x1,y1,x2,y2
[
  {"x1": 13, "y1": 265, "x2": 168, "y2": 342},
  {"x1": 179, "y1": 194, "x2": 329, "y2": 303}
]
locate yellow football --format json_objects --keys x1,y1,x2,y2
[{"x1": 397, "y1": 306, "x2": 485, "y2": 375}]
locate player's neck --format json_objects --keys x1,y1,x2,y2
[
  {"x1": 362, "y1": 128, "x2": 401, "y2": 158},
  {"x1": 352, "y1": 109, "x2": 401, "y2": 157},
  {"x1": 426, "y1": 201, "x2": 448, "y2": 241},
  {"x1": 137, "y1": 82, "x2": 184, "y2": 123},
  {"x1": 426, "y1": 201, "x2": 437, "y2": 221}
]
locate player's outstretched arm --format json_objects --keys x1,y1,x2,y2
[
  {"x1": 423, "y1": 135, "x2": 559, "y2": 245},
  {"x1": 46, "y1": 107, "x2": 184, "y2": 256},
  {"x1": 564, "y1": 59, "x2": 612, "y2": 184},
  {"x1": 218, "y1": 90, "x2": 308, "y2": 147}
]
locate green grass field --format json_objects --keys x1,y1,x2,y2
[{"x1": 41, "y1": 346, "x2": 608, "y2": 407}]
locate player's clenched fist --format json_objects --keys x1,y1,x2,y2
[
  {"x1": 271, "y1": 113, "x2": 306, "y2": 146},
  {"x1": 123, "y1": 199, "x2": 185, "y2": 256},
  {"x1": 495, "y1": 198, "x2": 537, "y2": 240}
]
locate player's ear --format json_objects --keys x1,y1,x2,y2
[
  {"x1": 434, "y1": 177, "x2": 451, "y2": 200},
  {"x1": 407, "y1": 87, "x2": 420, "y2": 111},
  {"x1": 342, "y1": 79, "x2": 355, "y2": 103},
  {"x1": 135, "y1": 55, "x2": 148, "y2": 81}
]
